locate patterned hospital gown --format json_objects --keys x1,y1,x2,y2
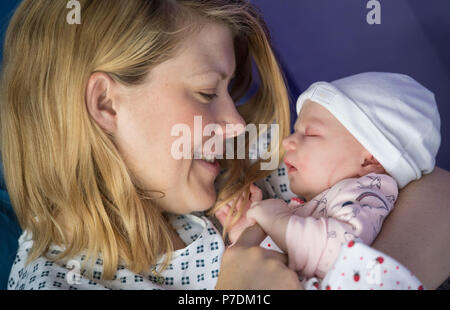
[{"x1": 8, "y1": 214, "x2": 224, "y2": 290}]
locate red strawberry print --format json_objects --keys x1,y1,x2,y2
[
  {"x1": 376, "y1": 256, "x2": 384, "y2": 264},
  {"x1": 353, "y1": 271, "x2": 360, "y2": 282},
  {"x1": 325, "y1": 285, "x2": 331, "y2": 290},
  {"x1": 313, "y1": 281, "x2": 319, "y2": 289},
  {"x1": 418, "y1": 285, "x2": 424, "y2": 290},
  {"x1": 291, "y1": 197, "x2": 305, "y2": 204},
  {"x1": 348, "y1": 240, "x2": 355, "y2": 248}
]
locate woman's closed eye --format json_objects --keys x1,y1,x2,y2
[{"x1": 198, "y1": 92, "x2": 218, "y2": 102}]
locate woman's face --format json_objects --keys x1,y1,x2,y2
[{"x1": 112, "y1": 22, "x2": 245, "y2": 214}]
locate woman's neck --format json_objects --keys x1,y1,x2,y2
[{"x1": 169, "y1": 225, "x2": 186, "y2": 251}]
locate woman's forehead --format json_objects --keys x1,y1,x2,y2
[{"x1": 168, "y1": 22, "x2": 236, "y2": 78}]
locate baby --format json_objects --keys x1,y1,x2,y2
[{"x1": 216, "y1": 72, "x2": 441, "y2": 281}]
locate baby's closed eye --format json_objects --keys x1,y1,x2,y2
[{"x1": 304, "y1": 127, "x2": 322, "y2": 137}]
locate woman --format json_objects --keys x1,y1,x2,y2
[{"x1": 1, "y1": 0, "x2": 448, "y2": 290}]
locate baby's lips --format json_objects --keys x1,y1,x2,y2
[
  {"x1": 283, "y1": 158, "x2": 292, "y2": 169},
  {"x1": 283, "y1": 157, "x2": 298, "y2": 173}
]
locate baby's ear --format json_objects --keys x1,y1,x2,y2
[{"x1": 358, "y1": 151, "x2": 385, "y2": 176}]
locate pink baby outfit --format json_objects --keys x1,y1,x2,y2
[{"x1": 285, "y1": 173, "x2": 397, "y2": 279}]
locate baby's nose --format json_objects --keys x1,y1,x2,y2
[{"x1": 282, "y1": 136, "x2": 296, "y2": 151}]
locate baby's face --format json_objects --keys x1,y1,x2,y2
[{"x1": 282, "y1": 100, "x2": 367, "y2": 200}]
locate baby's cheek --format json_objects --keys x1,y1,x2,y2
[
  {"x1": 296, "y1": 153, "x2": 310, "y2": 171},
  {"x1": 305, "y1": 156, "x2": 333, "y2": 190},
  {"x1": 325, "y1": 156, "x2": 352, "y2": 188}
]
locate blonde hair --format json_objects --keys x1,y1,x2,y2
[{"x1": 0, "y1": 0, "x2": 290, "y2": 280}]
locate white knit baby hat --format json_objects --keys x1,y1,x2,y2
[{"x1": 296, "y1": 72, "x2": 441, "y2": 188}]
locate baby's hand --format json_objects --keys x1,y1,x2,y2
[
  {"x1": 215, "y1": 184, "x2": 262, "y2": 244},
  {"x1": 247, "y1": 199, "x2": 293, "y2": 253}
]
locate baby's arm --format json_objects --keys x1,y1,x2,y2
[
  {"x1": 246, "y1": 199, "x2": 293, "y2": 252},
  {"x1": 248, "y1": 173, "x2": 397, "y2": 279},
  {"x1": 246, "y1": 198, "x2": 348, "y2": 277}
]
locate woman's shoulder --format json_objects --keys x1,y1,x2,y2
[
  {"x1": 8, "y1": 214, "x2": 224, "y2": 290},
  {"x1": 8, "y1": 231, "x2": 111, "y2": 290}
]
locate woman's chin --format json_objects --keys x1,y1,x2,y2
[
  {"x1": 187, "y1": 163, "x2": 219, "y2": 212},
  {"x1": 196, "y1": 184, "x2": 217, "y2": 212}
]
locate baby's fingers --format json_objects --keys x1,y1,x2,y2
[
  {"x1": 249, "y1": 183, "x2": 263, "y2": 202},
  {"x1": 215, "y1": 205, "x2": 230, "y2": 226},
  {"x1": 247, "y1": 199, "x2": 289, "y2": 231}
]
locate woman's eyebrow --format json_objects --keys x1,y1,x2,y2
[{"x1": 189, "y1": 69, "x2": 236, "y2": 80}]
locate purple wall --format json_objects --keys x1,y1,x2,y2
[{"x1": 252, "y1": 0, "x2": 450, "y2": 170}]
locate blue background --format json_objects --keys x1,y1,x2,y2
[{"x1": 0, "y1": 0, "x2": 449, "y2": 289}]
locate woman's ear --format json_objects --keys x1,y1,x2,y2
[
  {"x1": 358, "y1": 149, "x2": 386, "y2": 176},
  {"x1": 85, "y1": 72, "x2": 119, "y2": 134}
]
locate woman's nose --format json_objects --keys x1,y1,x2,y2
[
  {"x1": 217, "y1": 97, "x2": 247, "y2": 139},
  {"x1": 222, "y1": 114, "x2": 246, "y2": 138}
]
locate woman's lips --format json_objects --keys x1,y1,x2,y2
[{"x1": 196, "y1": 158, "x2": 221, "y2": 176}]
